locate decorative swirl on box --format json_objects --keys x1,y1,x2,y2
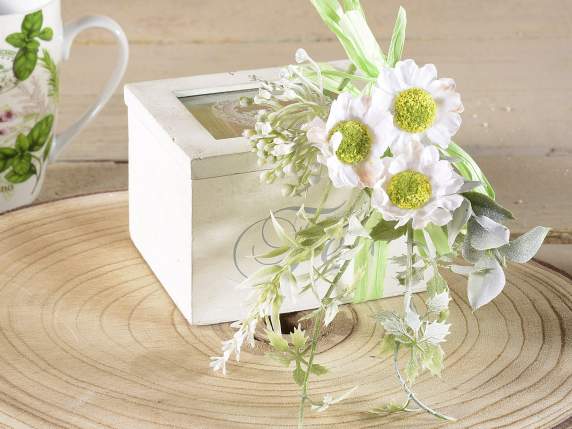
[{"x1": 233, "y1": 203, "x2": 345, "y2": 278}]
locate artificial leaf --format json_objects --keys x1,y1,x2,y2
[
  {"x1": 267, "y1": 331, "x2": 289, "y2": 352},
  {"x1": 379, "y1": 334, "x2": 396, "y2": 356},
  {"x1": 448, "y1": 198, "x2": 471, "y2": 246},
  {"x1": 386, "y1": 6, "x2": 406, "y2": 67},
  {"x1": 422, "y1": 345, "x2": 444, "y2": 376},
  {"x1": 446, "y1": 142, "x2": 495, "y2": 198},
  {"x1": 463, "y1": 192, "x2": 514, "y2": 222},
  {"x1": 423, "y1": 321, "x2": 450, "y2": 345},
  {"x1": 426, "y1": 272, "x2": 448, "y2": 296},
  {"x1": 290, "y1": 326, "x2": 307, "y2": 349},
  {"x1": 499, "y1": 226, "x2": 550, "y2": 263},
  {"x1": 270, "y1": 211, "x2": 297, "y2": 247},
  {"x1": 461, "y1": 236, "x2": 484, "y2": 263},
  {"x1": 324, "y1": 300, "x2": 339, "y2": 326},
  {"x1": 468, "y1": 215, "x2": 510, "y2": 250},
  {"x1": 279, "y1": 269, "x2": 297, "y2": 301},
  {"x1": 369, "y1": 218, "x2": 406, "y2": 242},
  {"x1": 310, "y1": 364, "x2": 328, "y2": 376},
  {"x1": 405, "y1": 309, "x2": 421, "y2": 335},
  {"x1": 293, "y1": 366, "x2": 305, "y2": 386},
  {"x1": 404, "y1": 355, "x2": 419, "y2": 383},
  {"x1": 467, "y1": 255, "x2": 506, "y2": 310},
  {"x1": 266, "y1": 351, "x2": 293, "y2": 366},
  {"x1": 256, "y1": 246, "x2": 289, "y2": 259},
  {"x1": 347, "y1": 215, "x2": 370, "y2": 238},
  {"x1": 426, "y1": 291, "x2": 450, "y2": 313},
  {"x1": 5, "y1": 33, "x2": 26, "y2": 48}
]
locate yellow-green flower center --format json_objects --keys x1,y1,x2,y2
[
  {"x1": 387, "y1": 170, "x2": 432, "y2": 209},
  {"x1": 393, "y1": 88, "x2": 437, "y2": 133},
  {"x1": 329, "y1": 120, "x2": 371, "y2": 164}
]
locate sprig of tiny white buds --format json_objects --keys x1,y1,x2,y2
[{"x1": 242, "y1": 64, "x2": 331, "y2": 197}]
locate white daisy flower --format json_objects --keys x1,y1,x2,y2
[
  {"x1": 305, "y1": 92, "x2": 392, "y2": 188},
  {"x1": 372, "y1": 140, "x2": 464, "y2": 229},
  {"x1": 375, "y1": 59, "x2": 464, "y2": 149}
]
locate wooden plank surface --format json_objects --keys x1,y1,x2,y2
[
  {"x1": 1, "y1": 193, "x2": 571, "y2": 428},
  {"x1": 34, "y1": 0, "x2": 570, "y2": 275}
]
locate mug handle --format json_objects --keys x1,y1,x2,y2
[{"x1": 49, "y1": 16, "x2": 129, "y2": 161}]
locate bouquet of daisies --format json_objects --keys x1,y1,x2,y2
[{"x1": 212, "y1": 0, "x2": 549, "y2": 425}]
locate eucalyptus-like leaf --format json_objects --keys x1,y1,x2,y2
[
  {"x1": 468, "y1": 215, "x2": 510, "y2": 250},
  {"x1": 450, "y1": 264, "x2": 473, "y2": 277},
  {"x1": 461, "y1": 236, "x2": 485, "y2": 263},
  {"x1": 448, "y1": 199, "x2": 471, "y2": 246},
  {"x1": 464, "y1": 191, "x2": 514, "y2": 222},
  {"x1": 499, "y1": 226, "x2": 550, "y2": 263},
  {"x1": 467, "y1": 255, "x2": 506, "y2": 310}
]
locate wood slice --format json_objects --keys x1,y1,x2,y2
[{"x1": 0, "y1": 192, "x2": 571, "y2": 428}]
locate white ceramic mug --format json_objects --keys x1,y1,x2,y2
[{"x1": 0, "y1": 0, "x2": 128, "y2": 212}]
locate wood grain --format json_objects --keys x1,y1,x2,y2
[{"x1": 0, "y1": 192, "x2": 571, "y2": 428}]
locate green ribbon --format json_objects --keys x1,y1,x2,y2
[{"x1": 353, "y1": 238, "x2": 389, "y2": 303}]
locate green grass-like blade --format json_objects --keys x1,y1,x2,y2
[
  {"x1": 386, "y1": 6, "x2": 406, "y2": 67},
  {"x1": 445, "y1": 142, "x2": 495, "y2": 199}
]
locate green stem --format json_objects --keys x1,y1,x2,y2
[
  {"x1": 404, "y1": 222, "x2": 414, "y2": 312},
  {"x1": 394, "y1": 223, "x2": 455, "y2": 421},
  {"x1": 393, "y1": 344, "x2": 456, "y2": 421},
  {"x1": 313, "y1": 181, "x2": 332, "y2": 221},
  {"x1": 298, "y1": 259, "x2": 351, "y2": 428}
]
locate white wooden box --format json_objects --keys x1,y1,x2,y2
[{"x1": 125, "y1": 65, "x2": 425, "y2": 325}]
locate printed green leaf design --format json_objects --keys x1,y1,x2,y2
[
  {"x1": 22, "y1": 11, "x2": 43, "y2": 35},
  {"x1": 28, "y1": 114, "x2": 54, "y2": 151},
  {"x1": 38, "y1": 28, "x2": 53, "y2": 41},
  {"x1": 13, "y1": 48, "x2": 38, "y2": 81},
  {"x1": 1, "y1": 114, "x2": 54, "y2": 185},
  {"x1": 5, "y1": 10, "x2": 53, "y2": 81},
  {"x1": 5, "y1": 33, "x2": 27, "y2": 48},
  {"x1": 40, "y1": 49, "x2": 59, "y2": 100}
]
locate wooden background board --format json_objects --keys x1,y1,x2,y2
[
  {"x1": 43, "y1": 0, "x2": 571, "y2": 245},
  {"x1": 0, "y1": 192, "x2": 571, "y2": 428}
]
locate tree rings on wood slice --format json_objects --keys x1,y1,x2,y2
[{"x1": 0, "y1": 192, "x2": 571, "y2": 428}]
